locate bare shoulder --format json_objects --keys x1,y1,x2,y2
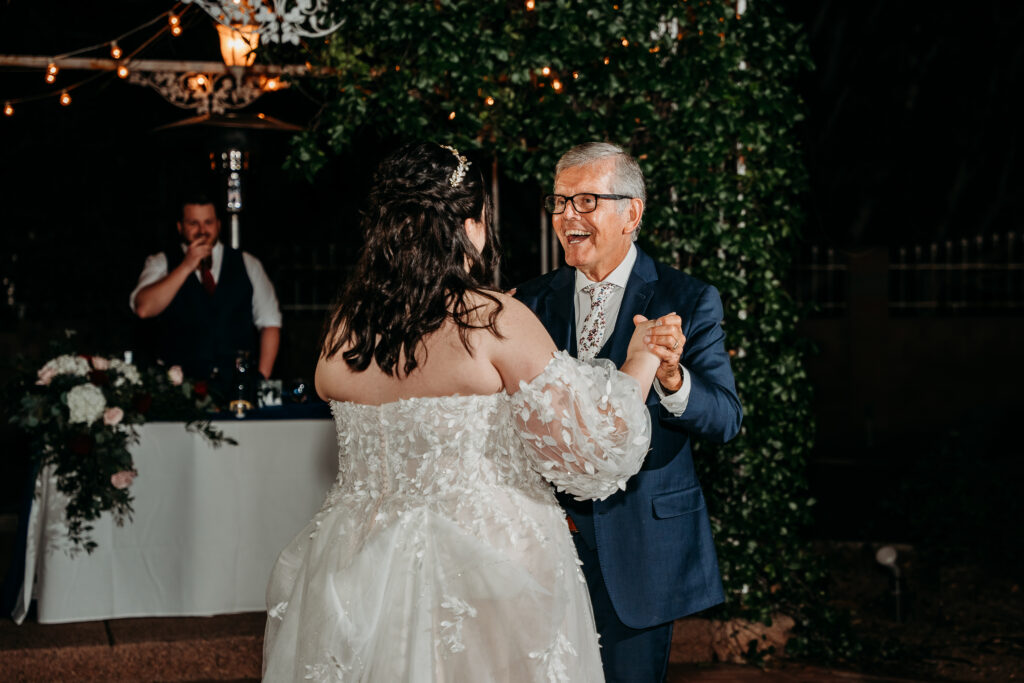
[
  {"x1": 470, "y1": 290, "x2": 556, "y2": 392},
  {"x1": 314, "y1": 326, "x2": 357, "y2": 401}
]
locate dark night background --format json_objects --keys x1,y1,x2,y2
[{"x1": 2, "y1": 1, "x2": 1022, "y2": 552}]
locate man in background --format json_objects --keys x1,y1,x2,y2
[{"x1": 130, "y1": 192, "x2": 281, "y2": 380}]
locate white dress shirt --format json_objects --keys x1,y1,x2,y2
[
  {"x1": 574, "y1": 244, "x2": 691, "y2": 416},
  {"x1": 129, "y1": 242, "x2": 282, "y2": 329}
]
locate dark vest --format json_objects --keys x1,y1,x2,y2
[{"x1": 158, "y1": 246, "x2": 257, "y2": 379}]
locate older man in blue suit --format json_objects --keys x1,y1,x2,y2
[{"x1": 515, "y1": 142, "x2": 743, "y2": 682}]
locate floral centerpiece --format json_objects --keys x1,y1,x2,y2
[{"x1": 10, "y1": 346, "x2": 234, "y2": 554}]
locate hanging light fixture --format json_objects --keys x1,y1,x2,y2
[
  {"x1": 216, "y1": 23, "x2": 260, "y2": 67},
  {"x1": 182, "y1": 0, "x2": 344, "y2": 45}
]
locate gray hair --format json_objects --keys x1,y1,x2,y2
[{"x1": 554, "y1": 142, "x2": 646, "y2": 240}]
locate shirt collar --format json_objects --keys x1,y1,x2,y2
[{"x1": 575, "y1": 243, "x2": 637, "y2": 293}]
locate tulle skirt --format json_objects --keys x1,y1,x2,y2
[{"x1": 262, "y1": 488, "x2": 604, "y2": 682}]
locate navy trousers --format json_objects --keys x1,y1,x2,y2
[{"x1": 572, "y1": 534, "x2": 675, "y2": 683}]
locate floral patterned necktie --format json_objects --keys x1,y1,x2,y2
[{"x1": 577, "y1": 282, "x2": 616, "y2": 361}]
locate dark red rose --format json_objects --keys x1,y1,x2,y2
[
  {"x1": 193, "y1": 380, "x2": 208, "y2": 398},
  {"x1": 133, "y1": 393, "x2": 153, "y2": 414},
  {"x1": 89, "y1": 369, "x2": 109, "y2": 386},
  {"x1": 69, "y1": 433, "x2": 93, "y2": 455}
]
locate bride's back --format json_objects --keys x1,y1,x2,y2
[{"x1": 315, "y1": 303, "x2": 506, "y2": 406}]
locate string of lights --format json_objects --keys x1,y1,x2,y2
[{"x1": 2, "y1": 3, "x2": 194, "y2": 116}]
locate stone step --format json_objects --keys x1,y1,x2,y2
[
  {"x1": 0, "y1": 611, "x2": 912, "y2": 682},
  {"x1": 0, "y1": 613, "x2": 263, "y2": 682}
]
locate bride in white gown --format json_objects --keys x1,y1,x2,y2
[{"x1": 262, "y1": 143, "x2": 663, "y2": 682}]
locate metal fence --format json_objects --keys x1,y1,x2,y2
[
  {"x1": 270, "y1": 244, "x2": 349, "y2": 314},
  {"x1": 793, "y1": 233, "x2": 1024, "y2": 316},
  {"x1": 792, "y1": 245, "x2": 849, "y2": 315}
]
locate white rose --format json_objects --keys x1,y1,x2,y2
[
  {"x1": 37, "y1": 354, "x2": 90, "y2": 384},
  {"x1": 109, "y1": 359, "x2": 142, "y2": 387},
  {"x1": 67, "y1": 384, "x2": 107, "y2": 425}
]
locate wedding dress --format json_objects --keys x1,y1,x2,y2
[{"x1": 262, "y1": 352, "x2": 651, "y2": 682}]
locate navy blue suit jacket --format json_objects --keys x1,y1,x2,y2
[{"x1": 515, "y1": 247, "x2": 742, "y2": 628}]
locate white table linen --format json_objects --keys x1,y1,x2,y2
[{"x1": 14, "y1": 419, "x2": 336, "y2": 624}]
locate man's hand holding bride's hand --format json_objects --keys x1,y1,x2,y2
[{"x1": 639, "y1": 313, "x2": 685, "y2": 393}]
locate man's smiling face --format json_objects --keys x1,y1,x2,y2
[{"x1": 553, "y1": 157, "x2": 641, "y2": 282}]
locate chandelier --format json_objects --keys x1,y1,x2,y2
[{"x1": 182, "y1": 0, "x2": 344, "y2": 45}]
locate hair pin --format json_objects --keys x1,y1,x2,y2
[{"x1": 439, "y1": 144, "x2": 471, "y2": 187}]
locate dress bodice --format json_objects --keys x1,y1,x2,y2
[{"x1": 327, "y1": 391, "x2": 552, "y2": 508}]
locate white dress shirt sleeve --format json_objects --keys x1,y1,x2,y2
[
  {"x1": 128, "y1": 252, "x2": 170, "y2": 313},
  {"x1": 242, "y1": 252, "x2": 283, "y2": 329},
  {"x1": 653, "y1": 365, "x2": 692, "y2": 416}
]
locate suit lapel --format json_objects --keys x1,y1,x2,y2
[
  {"x1": 597, "y1": 248, "x2": 658, "y2": 364},
  {"x1": 537, "y1": 267, "x2": 577, "y2": 354}
]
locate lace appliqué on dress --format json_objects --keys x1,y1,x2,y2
[
  {"x1": 529, "y1": 631, "x2": 578, "y2": 683},
  {"x1": 513, "y1": 351, "x2": 652, "y2": 501},
  {"x1": 438, "y1": 595, "x2": 478, "y2": 655}
]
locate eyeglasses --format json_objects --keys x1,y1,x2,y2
[{"x1": 543, "y1": 193, "x2": 635, "y2": 215}]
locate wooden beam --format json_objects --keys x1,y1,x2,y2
[{"x1": 0, "y1": 54, "x2": 317, "y2": 75}]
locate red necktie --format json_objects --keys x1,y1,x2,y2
[{"x1": 200, "y1": 266, "x2": 216, "y2": 295}]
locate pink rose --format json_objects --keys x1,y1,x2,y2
[
  {"x1": 91, "y1": 357, "x2": 110, "y2": 371},
  {"x1": 103, "y1": 406, "x2": 124, "y2": 426},
  {"x1": 36, "y1": 366, "x2": 57, "y2": 386},
  {"x1": 110, "y1": 470, "x2": 137, "y2": 490},
  {"x1": 167, "y1": 365, "x2": 184, "y2": 386}
]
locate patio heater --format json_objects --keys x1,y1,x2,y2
[{"x1": 217, "y1": 145, "x2": 248, "y2": 249}]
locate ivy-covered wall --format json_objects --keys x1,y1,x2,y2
[{"x1": 287, "y1": 0, "x2": 817, "y2": 627}]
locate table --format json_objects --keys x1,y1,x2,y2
[{"x1": 12, "y1": 418, "x2": 338, "y2": 624}]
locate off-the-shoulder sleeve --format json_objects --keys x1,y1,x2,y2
[{"x1": 510, "y1": 351, "x2": 652, "y2": 501}]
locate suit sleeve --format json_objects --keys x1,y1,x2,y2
[{"x1": 661, "y1": 284, "x2": 742, "y2": 443}]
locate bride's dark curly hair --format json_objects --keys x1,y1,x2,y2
[{"x1": 321, "y1": 142, "x2": 503, "y2": 376}]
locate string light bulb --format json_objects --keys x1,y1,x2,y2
[
  {"x1": 485, "y1": 96, "x2": 495, "y2": 106},
  {"x1": 59, "y1": 90, "x2": 71, "y2": 106},
  {"x1": 168, "y1": 13, "x2": 180, "y2": 27},
  {"x1": 171, "y1": 24, "x2": 182, "y2": 37},
  {"x1": 551, "y1": 79, "x2": 563, "y2": 92},
  {"x1": 45, "y1": 63, "x2": 58, "y2": 83},
  {"x1": 45, "y1": 72, "x2": 56, "y2": 84},
  {"x1": 110, "y1": 42, "x2": 122, "y2": 59},
  {"x1": 117, "y1": 65, "x2": 130, "y2": 79},
  {"x1": 448, "y1": 111, "x2": 456, "y2": 120},
  {"x1": 621, "y1": 38, "x2": 629, "y2": 47},
  {"x1": 3, "y1": 102, "x2": 13, "y2": 116},
  {"x1": 541, "y1": 66, "x2": 551, "y2": 76},
  {"x1": 525, "y1": 0, "x2": 535, "y2": 9}
]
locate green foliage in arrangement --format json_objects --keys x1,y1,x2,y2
[
  {"x1": 283, "y1": 0, "x2": 827, "y2": 656},
  {"x1": 8, "y1": 333, "x2": 236, "y2": 554}
]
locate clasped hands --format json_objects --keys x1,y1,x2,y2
[{"x1": 628, "y1": 313, "x2": 685, "y2": 393}]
